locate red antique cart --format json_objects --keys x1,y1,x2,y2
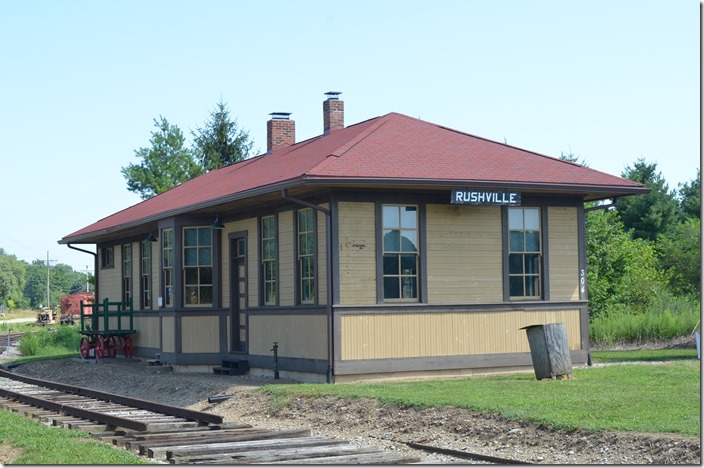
[{"x1": 78, "y1": 298, "x2": 136, "y2": 359}]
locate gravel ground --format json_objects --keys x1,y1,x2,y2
[{"x1": 4, "y1": 356, "x2": 700, "y2": 465}]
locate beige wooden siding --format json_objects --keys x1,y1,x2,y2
[
  {"x1": 99, "y1": 248, "x2": 121, "y2": 302},
  {"x1": 548, "y1": 207, "x2": 580, "y2": 301},
  {"x1": 248, "y1": 314, "x2": 326, "y2": 359},
  {"x1": 220, "y1": 217, "x2": 258, "y2": 309},
  {"x1": 340, "y1": 309, "x2": 581, "y2": 360},
  {"x1": 278, "y1": 210, "x2": 294, "y2": 306},
  {"x1": 181, "y1": 316, "x2": 220, "y2": 353},
  {"x1": 133, "y1": 315, "x2": 159, "y2": 348},
  {"x1": 317, "y1": 206, "x2": 328, "y2": 305},
  {"x1": 426, "y1": 205, "x2": 503, "y2": 304},
  {"x1": 338, "y1": 202, "x2": 376, "y2": 305},
  {"x1": 161, "y1": 316, "x2": 175, "y2": 352}
]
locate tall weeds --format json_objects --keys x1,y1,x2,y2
[{"x1": 590, "y1": 291, "x2": 700, "y2": 345}]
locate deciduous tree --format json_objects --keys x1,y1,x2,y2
[{"x1": 122, "y1": 116, "x2": 204, "y2": 200}]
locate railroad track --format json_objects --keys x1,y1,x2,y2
[
  {"x1": 0, "y1": 368, "x2": 420, "y2": 464},
  {"x1": 0, "y1": 332, "x2": 24, "y2": 355}
]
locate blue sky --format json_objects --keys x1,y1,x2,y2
[{"x1": 0, "y1": 0, "x2": 699, "y2": 272}]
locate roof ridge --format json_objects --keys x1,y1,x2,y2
[{"x1": 329, "y1": 115, "x2": 389, "y2": 158}]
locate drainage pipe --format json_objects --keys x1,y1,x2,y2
[
  {"x1": 67, "y1": 243, "x2": 98, "y2": 300},
  {"x1": 281, "y1": 189, "x2": 334, "y2": 384}
]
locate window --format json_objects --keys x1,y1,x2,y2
[
  {"x1": 100, "y1": 247, "x2": 114, "y2": 269},
  {"x1": 261, "y1": 215, "x2": 277, "y2": 305},
  {"x1": 162, "y1": 229, "x2": 173, "y2": 307},
  {"x1": 122, "y1": 244, "x2": 132, "y2": 303},
  {"x1": 382, "y1": 205, "x2": 419, "y2": 301},
  {"x1": 141, "y1": 239, "x2": 152, "y2": 309},
  {"x1": 297, "y1": 208, "x2": 316, "y2": 304},
  {"x1": 183, "y1": 227, "x2": 213, "y2": 305},
  {"x1": 508, "y1": 207, "x2": 542, "y2": 299}
]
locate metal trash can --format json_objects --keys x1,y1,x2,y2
[{"x1": 520, "y1": 322, "x2": 573, "y2": 380}]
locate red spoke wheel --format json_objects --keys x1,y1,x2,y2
[
  {"x1": 95, "y1": 336, "x2": 105, "y2": 359},
  {"x1": 79, "y1": 337, "x2": 91, "y2": 360},
  {"x1": 122, "y1": 335, "x2": 133, "y2": 358},
  {"x1": 103, "y1": 335, "x2": 117, "y2": 358}
]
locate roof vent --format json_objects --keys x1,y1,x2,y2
[
  {"x1": 324, "y1": 91, "x2": 341, "y2": 100},
  {"x1": 269, "y1": 112, "x2": 291, "y2": 120}
]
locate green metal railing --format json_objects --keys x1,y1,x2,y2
[{"x1": 79, "y1": 298, "x2": 134, "y2": 334}]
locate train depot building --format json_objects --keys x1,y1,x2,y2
[{"x1": 60, "y1": 93, "x2": 648, "y2": 383}]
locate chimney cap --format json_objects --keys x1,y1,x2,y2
[
  {"x1": 324, "y1": 91, "x2": 342, "y2": 100},
  {"x1": 269, "y1": 112, "x2": 292, "y2": 120}
]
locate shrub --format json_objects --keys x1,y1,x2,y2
[{"x1": 18, "y1": 327, "x2": 81, "y2": 357}]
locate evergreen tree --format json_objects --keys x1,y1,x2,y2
[
  {"x1": 677, "y1": 168, "x2": 700, "y2": 221},
  {"x1": 192, "y1": 99, "x2": 254, "y2": 172},
  {"x1": 616, "y1": 159, "x2": 678, "y2": 241}
]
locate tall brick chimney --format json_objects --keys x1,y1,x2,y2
[
  {"x1": 267, "y1": 112, "x2": 295, "y2": 152},
  {"x1": 323, "y1": 91, "x2": 344, "y2": 134}
]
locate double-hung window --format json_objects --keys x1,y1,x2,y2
[
  {"x1": 508, "y1": 207, "x2": 542, "y2": 299},
  {"x1": 162, "y1": 229, "x2": 174, "y2": 307},
  {"x1": 261, "y1": 216, "x2": 277, "y2": 305},
  {"x1": 122, "y1": 244, "x2": 132, "y2": 303},
  {"x1": 183, "y1": 227, "x2": 213, "y2": 305},
  {"x1": 141, "y1": 240, "x2": 152, "y2": 309},
  {"x1": 382, "y1": 205, "x2": 419, "y2": 301},
  {"x1": 297, "y1": 209, "x2": 316, "y2": 304}
]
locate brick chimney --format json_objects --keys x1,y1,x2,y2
[
  {"x1": 323, "y1": 91, "x2": 344, "y2": 134},
  {"x1": 267, "y1": 112, "x2": 295, "y2": 152}
]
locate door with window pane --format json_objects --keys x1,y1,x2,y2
[{"x1": 230, "y1": 237, "x2": 247, "y2": 353}]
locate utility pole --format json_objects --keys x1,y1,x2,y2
[
  {"x1": 84, "y1": 266, "x2": 91, "y2": 293},
  {"x1": 46, "y1": 251, "x2": 56, "y2": 308}
]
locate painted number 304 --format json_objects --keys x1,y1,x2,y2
[{"x1": 579, "y1": 269, "x2": 586, "y2": 294}]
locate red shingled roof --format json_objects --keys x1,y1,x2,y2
[{"x1": 61, "y1": 112, "x2": 646, "y2": 242}]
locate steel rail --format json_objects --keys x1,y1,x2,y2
[{"x1": 0, "y1": 368, "x2": 223, "y2": 425}]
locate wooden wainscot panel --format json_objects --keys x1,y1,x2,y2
[
  {"x1": 426, "y1": 204, "x2": 503, "y2": 304},
  {"x1": 340, "y1": 309, "x2": 582, "y2": 360},
  {"x1": 249, "y1": 314, "x2": 327, "y2": 359},
  {"x1": 278, "y1": 210, "x2": 295, "y2": 307},
  {"x1": 133, "y1": 315, "x2": 159, "y2": 348},
  {"x1": 337, "y1": 202, "x2": 376, "y2": 305},
  {"x1": 548, "y1": 207, "x2": 580, "y2": 301},
  {"x1": 181, "y1": 315, "x2": 220, "y2": 353},
  {"x1": 161, "y1": 316, "x2": 175, "y2": 353}
]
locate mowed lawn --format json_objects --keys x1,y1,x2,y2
[{"x1": 261, "y1": 350, "x2": 700, "y2": 436}]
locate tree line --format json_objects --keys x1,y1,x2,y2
[{"x1": 0, "y1": 253, "x2": 93, "y2": 310}]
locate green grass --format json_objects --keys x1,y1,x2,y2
[
  {"x1": 0, "y1": 409, "x2": 149, "y2": 464},
  {"x1": 261, "y1": 358, "x2": 700, "y2": 436},
  {"x1": 591, "y1": 348, "x2": 697, "y2": 363}
]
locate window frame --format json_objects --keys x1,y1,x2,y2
[
  {"x1": 100, "y1": 246, "x2": 114, "y2": 269},
  {"x1": 261, "y1": 214, "x2": 278, "y2": 306},
  {"x1": 122, "y1": 244, "x2": 132, "y2": 303},
  {"x1": 162, "y1": 228, "x2": 174, "y2": 308},
  {"x1": 182, "y1": 226, "x2": 214, "y2": 306},
  {"x1": 378, "y1": 204, "x2": 421, "y2": 303},
  {"x1": 296, "y1": 208, "x2": 317, "y2": 305},
  {"x1": 503, "y1": 206, "x2": 547, "y2": 301},
  {"x1": 141, "y1": 239, "x2": 152, "y2": 309}
]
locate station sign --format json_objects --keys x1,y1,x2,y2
[{"x1": 451, "y1": 190, "x2": 522, "y2": 206}]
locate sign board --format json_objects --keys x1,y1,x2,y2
[{"x1": 451, "y1": 190, "x2": 522, "y2": 206}]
